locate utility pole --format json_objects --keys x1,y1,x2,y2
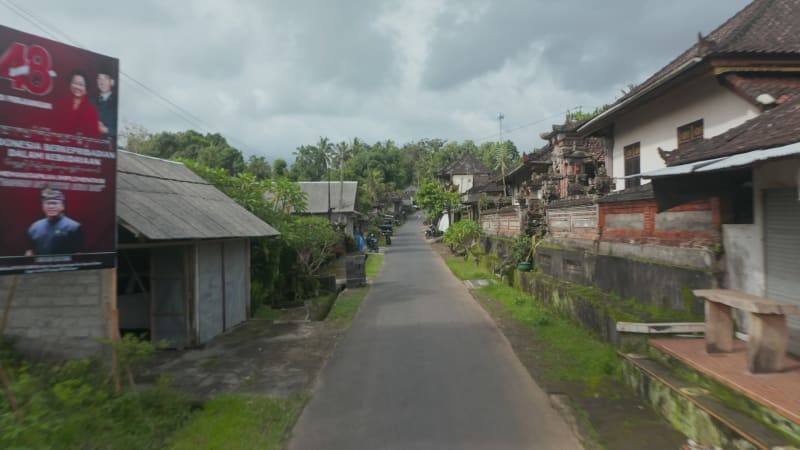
[
  {"x1": 339, "y1": 144, "x2": 345, "y2": 214},
  {"x1": 498, "y1": 113, "x2": 504, "y2": 143},
  {"x1": 498, "y1": 113, "x2": 507, "y2": 198},
  {"x1": 326, "y1": 157, "x2": 332, "y2": 223}
]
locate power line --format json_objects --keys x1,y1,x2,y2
[
  {"x1": 1, "y1": 0, "x2": 255, "y2": 153},
  {"x1": 471, "y1": 106, "x2": 581, "y2": 144}
]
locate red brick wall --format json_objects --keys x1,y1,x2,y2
[{"x1": 599, "y1": 197, "x2": 721, "y2": 247}]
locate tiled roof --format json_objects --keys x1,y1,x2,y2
[
  {"x1": 631, "y1": 0, "x2": 800, "y2": 100},
  {"x1": 663, "y1": 96, "x2": 800, "y2": 165},
  {"x1": 438, "y1": 154, "x2": 491, "y2": 176},
  {"x1": 721, "y1": 73, "x2": 800, "y2": 104},
  {"x1": 529, "y1": 144, "x2": 553, "y2": 162},
  {"x1": 547, "y1": 197, "x2": 596, "y2": 209},
  {"x1": 540, "y1": 119, "x2": 588, "y2": 140},
  {"x1": 596, "y1": 184, "x2": 655, "y2": 204},
  {"x1": 581, "y1": 0, "x2": 800, "y2": 134}
]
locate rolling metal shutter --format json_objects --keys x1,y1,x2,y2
[{"x1": 764, "y1": 189, "x2": 800, "y2": 356}]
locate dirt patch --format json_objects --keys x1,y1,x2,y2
[
  {"x1": 142, "y1": 315, "x2": 346, "y2": 400},
  {"x1": 431, "y1": 241, "x2": 687, "y2": 450}
]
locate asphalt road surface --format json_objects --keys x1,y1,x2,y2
[{"x1": 288, "y1": 218, "x2": 582, "y2": 450}]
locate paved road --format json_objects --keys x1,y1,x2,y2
[{"x1": 288, "y1": 218, "x2": 582, "y2": 450}]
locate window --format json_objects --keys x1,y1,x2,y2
[
  {"x1": 624, "y1": 142, "x2": 641, "y2": 188},
  {"x1": 677, "y1": 119, "x2": 704, "y2": 146}
]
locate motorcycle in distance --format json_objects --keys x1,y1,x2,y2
[
  {"x1": 366, "y1": 233, "x2": 379, "y2": 252},
  {"x1": 425, "y1": 225, "x2": 442, "y2": 238},
  {"x1": 379, "y1": 224, "x2": 393, "y2": 246}
]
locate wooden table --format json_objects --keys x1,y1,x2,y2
[{"x1": 694, "y1": 289, "x2": 799, "y2": 373}]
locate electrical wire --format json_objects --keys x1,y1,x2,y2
[
  {"x1": 1, "y1": 0, "x2": 256, "y2": 153},
  {"x1": 471, "y1": 106, "x2": 582, "y2": 145},
  {"x1": 1, "y1": 0, "x2": 583, "y2": 156}
]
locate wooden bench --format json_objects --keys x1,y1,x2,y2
[{"x1": 693, "y1": 289, "x2": 799, "y2": 373}]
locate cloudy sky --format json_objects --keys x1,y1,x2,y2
[{"x1": 2, "y1": 0, "x2": 751, "y2": 162}]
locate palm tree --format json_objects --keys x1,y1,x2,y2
[{"x1": 493, "y1": 142, "x2": 514, "y2": 198}]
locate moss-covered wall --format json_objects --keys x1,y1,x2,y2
[
  {"x1": 649, "y1": 347, "x2": 800, "y2": 443},
  {"x1": 622, "y1": 358, "x2": 758, "y2": 449},
  {"x1": 513, "y1": 271, "x2": 702, "y2": 344},
  {"x1": 481, "y1": 235, "x2": 711, "y2": 315}
]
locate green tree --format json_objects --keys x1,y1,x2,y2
[
  {"x1": 443, "y1": 220, "x2": 483, "y2": 261},
  {"x1": 120, "y1": 127, "x2": 247, "y2": 175},
  {"x1": 492, "y1": 141, "x2": 518, "y2": 198},
  {"x1": 273, "y1": 159, "x2": 289, "y2": 177},
  {"x1": 266, "y1": 177, "x2": 308, "y2": 215},
  {"x1": 416, "y1": 181, "x2": 460, "y2": 220},
  {"x1": 246, "y1": 155, "x2": 272, "y2": 180},
  {"x1": 282, "y1": 216, "x2": 340, "y2": 278}
]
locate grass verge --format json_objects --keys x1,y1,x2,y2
[
  {"x1": 167, "y1": 394, "x2": 307, "y2": 450},
  {"x1": 446, "y1": 257, "x2": 494, "y2": 281},
  {"x1": 476, "y1": 281, "x2": 620, "y2": 389},
  {"x1": 253, "y1": 305, "x2": 282, "y2": 320},
  {"x1": 443, "y1": 255, "x2": 619, "y2": 389},
  {"x1": 328, "y1": 287, "x2": 368, "y2": 326},
  {"x1": 365, "y1": 253, "x2": 384, "y2": 278}
]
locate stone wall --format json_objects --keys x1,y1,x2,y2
[
  {"x1": 479, "y1": 207, "x2": 521, "y2": 237},
  {"x1": 547, "y1": 203, "x2": 599, "y2": 240},
  {"x1": 0, "y1": 270, "x2": 107, "y2": 360},
  {"x1": 535, "y1": 244, "x2": 713, "y2": 311},
  {"x1": 600, "y1": 198, "x2": 721, "y2": 247},
  {"x1": 480, "y1": 235, "x2": 712, "y2": 338}
]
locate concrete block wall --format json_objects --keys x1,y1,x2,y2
[
  {"x1": 0, "y1": 270, "x2": 106, "y2": 360},
  {"x1": 534, "y1": 244, "x2": 712, "y2": 312}
]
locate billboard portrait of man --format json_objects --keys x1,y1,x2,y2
[
  {"x1": 0, "y1": 25, "x2": 118, "y2": 273},
  {"x1": 25, "y1": 188, "x2": 84, "y2": 256},
  {"x1": 93, "y1": 65, "x2": 117, "y2": 138}
]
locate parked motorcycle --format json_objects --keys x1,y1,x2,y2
[
  {"x1": 367, "y1": 234, "x2": 379, "y2": 252},
  {"x1": 425, "y1": 225, "x2": 441, "y2": 238}
]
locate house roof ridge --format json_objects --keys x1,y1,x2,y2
[
  {"x1": 715, "y1": 0, "x2": 776, "y2": 50},
  {"x1": 579, "y1": 0, "x2": 800, "y2": 136}
]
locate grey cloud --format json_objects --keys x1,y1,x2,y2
[
  {"x1": 422, "y1": 0, "x2": 751, "y2": 93},
  {"x1": 259, "y1": 0, "x2": 399, "y2": 89}
]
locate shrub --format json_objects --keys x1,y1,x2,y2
[
  {"x1": 443, "y1": 220, "x2": 483, "y2": 261},
  {"x1": 512, "y1": 234, "x2": 533, "y2": 263}
]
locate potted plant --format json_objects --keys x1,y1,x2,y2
[{"x1": 512, "y1": 234, "x2": 533, "y2": 271}]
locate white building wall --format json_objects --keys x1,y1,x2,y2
[
  {"x1": 611, "y1": 75, "x2": 759, "y2": 187},
  {"x1": 452, "y1": 174, "x2": 474, "y2": 194}
]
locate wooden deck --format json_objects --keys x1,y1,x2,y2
[{"x1": 650, "y1": 338, "x2": 800, "y2": 425}]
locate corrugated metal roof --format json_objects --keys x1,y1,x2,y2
[
  {"x1": 297, "y1": 181, "x2": 358, "y2": 214},
  {"x1": 117, "y1": 151, "x2": 279, "y2": 240},
  {"x1": 643, "y1": 142, "x2": 800, "y2": 178},
  {"x1": 641, "y1": 157, "x2": 727, "y2": 178}
]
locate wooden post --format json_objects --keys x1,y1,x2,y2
[
  {"x1": 102, "y1": 268, "x2": 121, "y2": 393},
  {"x1": 1, "y1": 275, "x2": 21, "y2": 421},
  {"x1": 705, "y1": 301, "x2": 734, "y2": 353},
  {"x1": 748, "y1": 313, "x2": 789, "y2": 373},
  {"x1": 1, "y1": 275, "x2": 19, "y2": 334}
]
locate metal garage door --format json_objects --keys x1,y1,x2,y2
[{"x1": 764, "y1": 189, "x2": 800, "y2": 356}]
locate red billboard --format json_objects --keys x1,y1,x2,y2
[{"x1": 0, "y1": 25, "x2": 118, "y2": 274}]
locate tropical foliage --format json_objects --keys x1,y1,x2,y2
[
  {"x1": 282, "y1": 216, "x2": 340, "y2": 279},
  {"x1": 443, "y1": 220, "x2": 483, "y2": 261},
  {"x1": 415, "y1": 182, "x2": 461, "y2": 221}
]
